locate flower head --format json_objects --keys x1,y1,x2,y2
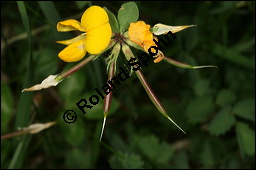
[
  {"x1": 23, "y1": 2, "x2": 216, "y2": 140},
  {"x1": 57, "y1": 6, "x2": 112, "y2": 62}
]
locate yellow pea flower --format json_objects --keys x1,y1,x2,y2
[
  {"x1": 56, "y1": 6, "x2": 112, "y2": 62},
  {"x1": 128, "y1": 21, "x2": 156, "y2": 52},
  {"x1": 128, "y1": 21, "x2": 164, "y2": 63}
]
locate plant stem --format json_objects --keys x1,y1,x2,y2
[
  {"x1": 55, "y1": 54, "x2": 96, "y2": 81},
  {"x1": 1, "y1": 130, "x2": 30, "y2": 140},
  {"x1": 163, "y1": 56, "x2": 217, "y2": 69}
]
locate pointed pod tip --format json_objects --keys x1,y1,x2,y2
[
  {"x1": 99, "y1": 116, "x2": 107, "y2": 141},
  {"x1": 166, "y1": 116, "x2": 186, "y2": 134},
  {"x1": 193, "y1": 65, "x2": 218, "y2": 69}
]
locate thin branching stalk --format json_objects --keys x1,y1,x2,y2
[
  {"x1": 1, "y1": 131, "x2": 29, "y2": 140},
  {"x1": 55, "y1": 54, "x2": 96, "y2": 81},
  {"x1": 163, "y1": 56, "x2": 217, "y2": 69}
]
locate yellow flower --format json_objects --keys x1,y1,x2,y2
[
  {"x1": 128, "y1": 21, "x2": 164, "y2": 63},
  {"x1": 56, "y1": 6, "x2": 112, "y2": 62},
  {"x1": 128, "y1": 21, "x2": 156, "y2": 52}
]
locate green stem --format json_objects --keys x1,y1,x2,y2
[
  {"x1": 1, "y1": 130, "x2": 30, "y2": 140},
  {"x1": 55, "y1": 39, "x2": 117, "y2": 82},
  {"x1": 163, "y1": 56, "x2": 217, "y2": 69},
  {"x1": 55, "y1": 54, "x2": 96, "y2": 81}
]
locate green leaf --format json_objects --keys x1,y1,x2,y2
[
  {"x1": 236, "y1": 122, "x2": 255, "y2": 156},
  {"x1": 58, "y1": 71, "x2": 86, "y2": 103},
  {"x1": 135, "y1": 135, "x2": 174, "y2": 164},
  {"x1": 232, "y1": 98, "x2": 255, "y2": 122},
  {"x1": 38, "y1": 1, "x2": 61, "y2": 26},
  {"x1": 199, "y1": 142, "x2": 214, "y2": 167},
  {"x1": 118, "y1": 2, "x2": 139, "y2": 33},
  {"x1": 173, "y1": 150, "x2": 190, "y2": 169},
  {"x1": 1, "y1": 141, "x2": 12, "y2": 168},
  {"x1": 193, "y1": 79, "x2": 210, "y2": 97},
  {"x1": 226, "y1": 157, "x2": 241, "y2": 169},
  {"x1": 104, "y1": 7, "x2": 119, "y2": 33},
  {"x1": 212, "y1": 43, "x2": 254, "y2": 70},
  {"x1": 109, "y1": 152, "x2": 144, "y2": 169},
  {"x1": 10, "y1": 2, "x2": 34, "y2": 168},
  {"x1": 186, "y1": 96, "x2": 214, "y2": 124},
  {"x1": 65, "y1": 148, "x2": 92, "y2": 168},
  {"x1": 233, "y1": 38, "x2": 255, "y2": 53},
  {"x1": 110, "y1": 134, "x2": 129, "y2": 153},
  {"x1": 208, "y1": 106, "x2": 235, "y2": 136},
  {"x1": 216, "y1": 89, "x2": 237, "y2": 107},
  {"x1": 58, "y1": 115, "x2": 85, "y2": 146},
  {"x1": 1, "y1": 82, "x2": 13, "y2": 133},
  {"x1": 34, "y1": 48, "x2": 59, "y2": 81},
  {"x1": 75, "y1": 1, "x2": 91, "y2": 10}
]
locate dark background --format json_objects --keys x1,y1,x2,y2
[{"x1": 1, "y1": 1, "x2": 255, "y2": 169}]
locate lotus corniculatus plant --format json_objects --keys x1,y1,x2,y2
[{"x1": 23, "y1": 2, "x2": 216, "y2": 140}]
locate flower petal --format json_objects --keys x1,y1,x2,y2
[
  {"x1": 85, "y1": 23, "x2": 111, "y2": 54},
  {"x1": 58, "y1": 40, "x2": 86, "y2": 62},
  {"x1": 81, "y1": 6, "x2": 109, "y2": 32},
  {"x1": 57, "y1": 19, "x2": 85, "y2": 32},
  {"x1": 56, "y1": 33, "x2": 86, "y2": 45},
  {"x1": 153, "y1": 50, "x2": 165, "y2": 63},
  {"x1": 128, "y1": 21, "x2": 157, "y2": 52}
]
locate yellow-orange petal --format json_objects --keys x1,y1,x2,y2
[
  {"x1": 153, "y1": 51, "x2": 165, "y2": 63},
  {"x1": 84, "y1": 23, "x2": 111, "y2": 54},
  {"x1": 128, "y1": 21, "x2": 156, "y2": 52},
  {"x1": 81, "y1": 6, "x2": 109, "y2": 32},
  {"x1": 58, "y1": 40, "x2": 86, "y2": 62},
  {"x1": 57, "y1": 19, "x2": 85, "y2": 32},
  {"x1": 56, "y1": 34, "x2": 86, "y2": 45}
]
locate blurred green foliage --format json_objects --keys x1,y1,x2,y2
[{"x1": 1, "y1": 1, "x2": 255, "y2": 169}]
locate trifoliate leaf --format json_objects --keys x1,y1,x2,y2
[
  {"x1": 208, "y1": 106, "x2": 235, "y2": 136},
  {"x1": 118, "y1": 2, "x2": 139, "y2": 33},
  {"x1": 104, "y1": 7, "x2": 119, "y2": 33}
]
